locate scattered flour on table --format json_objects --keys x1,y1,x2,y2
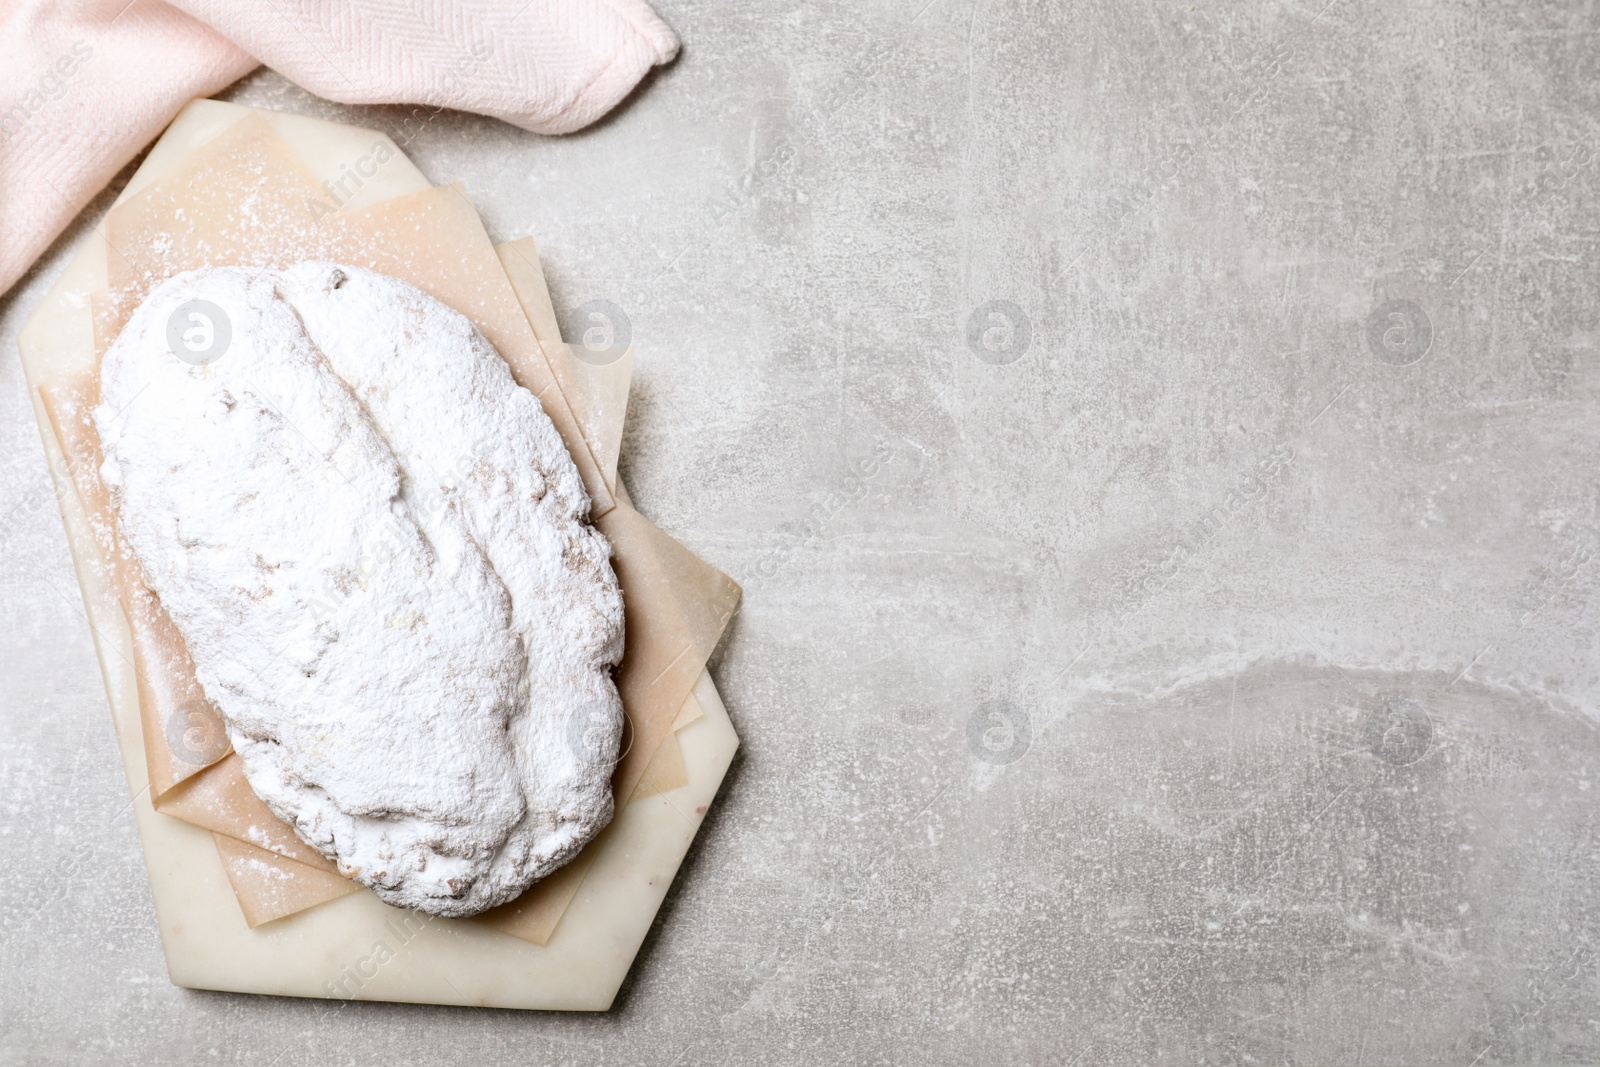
[{"x1": 95, "y1": 263, "x2": 625, "y2": 917}]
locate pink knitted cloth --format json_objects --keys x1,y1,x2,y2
[{"x1": 0, "y1": 0, "x2": 678, "y2": 298}]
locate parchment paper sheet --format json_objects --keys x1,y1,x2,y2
[{"x1": 37, "y1": 105, "x2": 739, "y2": 940}]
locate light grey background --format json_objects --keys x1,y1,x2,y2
[{"x1": 4, "y1": 1, "x2": 1600, "y2": 1063}]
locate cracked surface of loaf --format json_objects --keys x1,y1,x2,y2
[{"x1": 95, "y1": 263, "x2": 625, "y2": 917}]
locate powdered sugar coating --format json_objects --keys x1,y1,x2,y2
[{"x1": 96, "y1": 263, "x2": 624, "y2": 917}]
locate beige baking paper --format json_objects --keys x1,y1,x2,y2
[
  {"x1": 39, "y1": 374, "x2": 225, "y2": 801},
  {"x1": 24, "y1": 100, "x2": 742, "y2": 1010},
  {"x1": 43, "y1": 108, "x2": 740, "y2": 938},
  {"x1": 28, "y1": 291, "x2": 740, "y2": 1011},
  {"x1": 496, "y1": 238, "x2": 634, "y2": 497},
  {"x1": 212, "y1": 832, "x2": 362, "y2": 927}
]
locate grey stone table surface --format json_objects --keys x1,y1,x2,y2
[{"x1": 4, "y1": 1, "x2": 1600, "y2": 1063}]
